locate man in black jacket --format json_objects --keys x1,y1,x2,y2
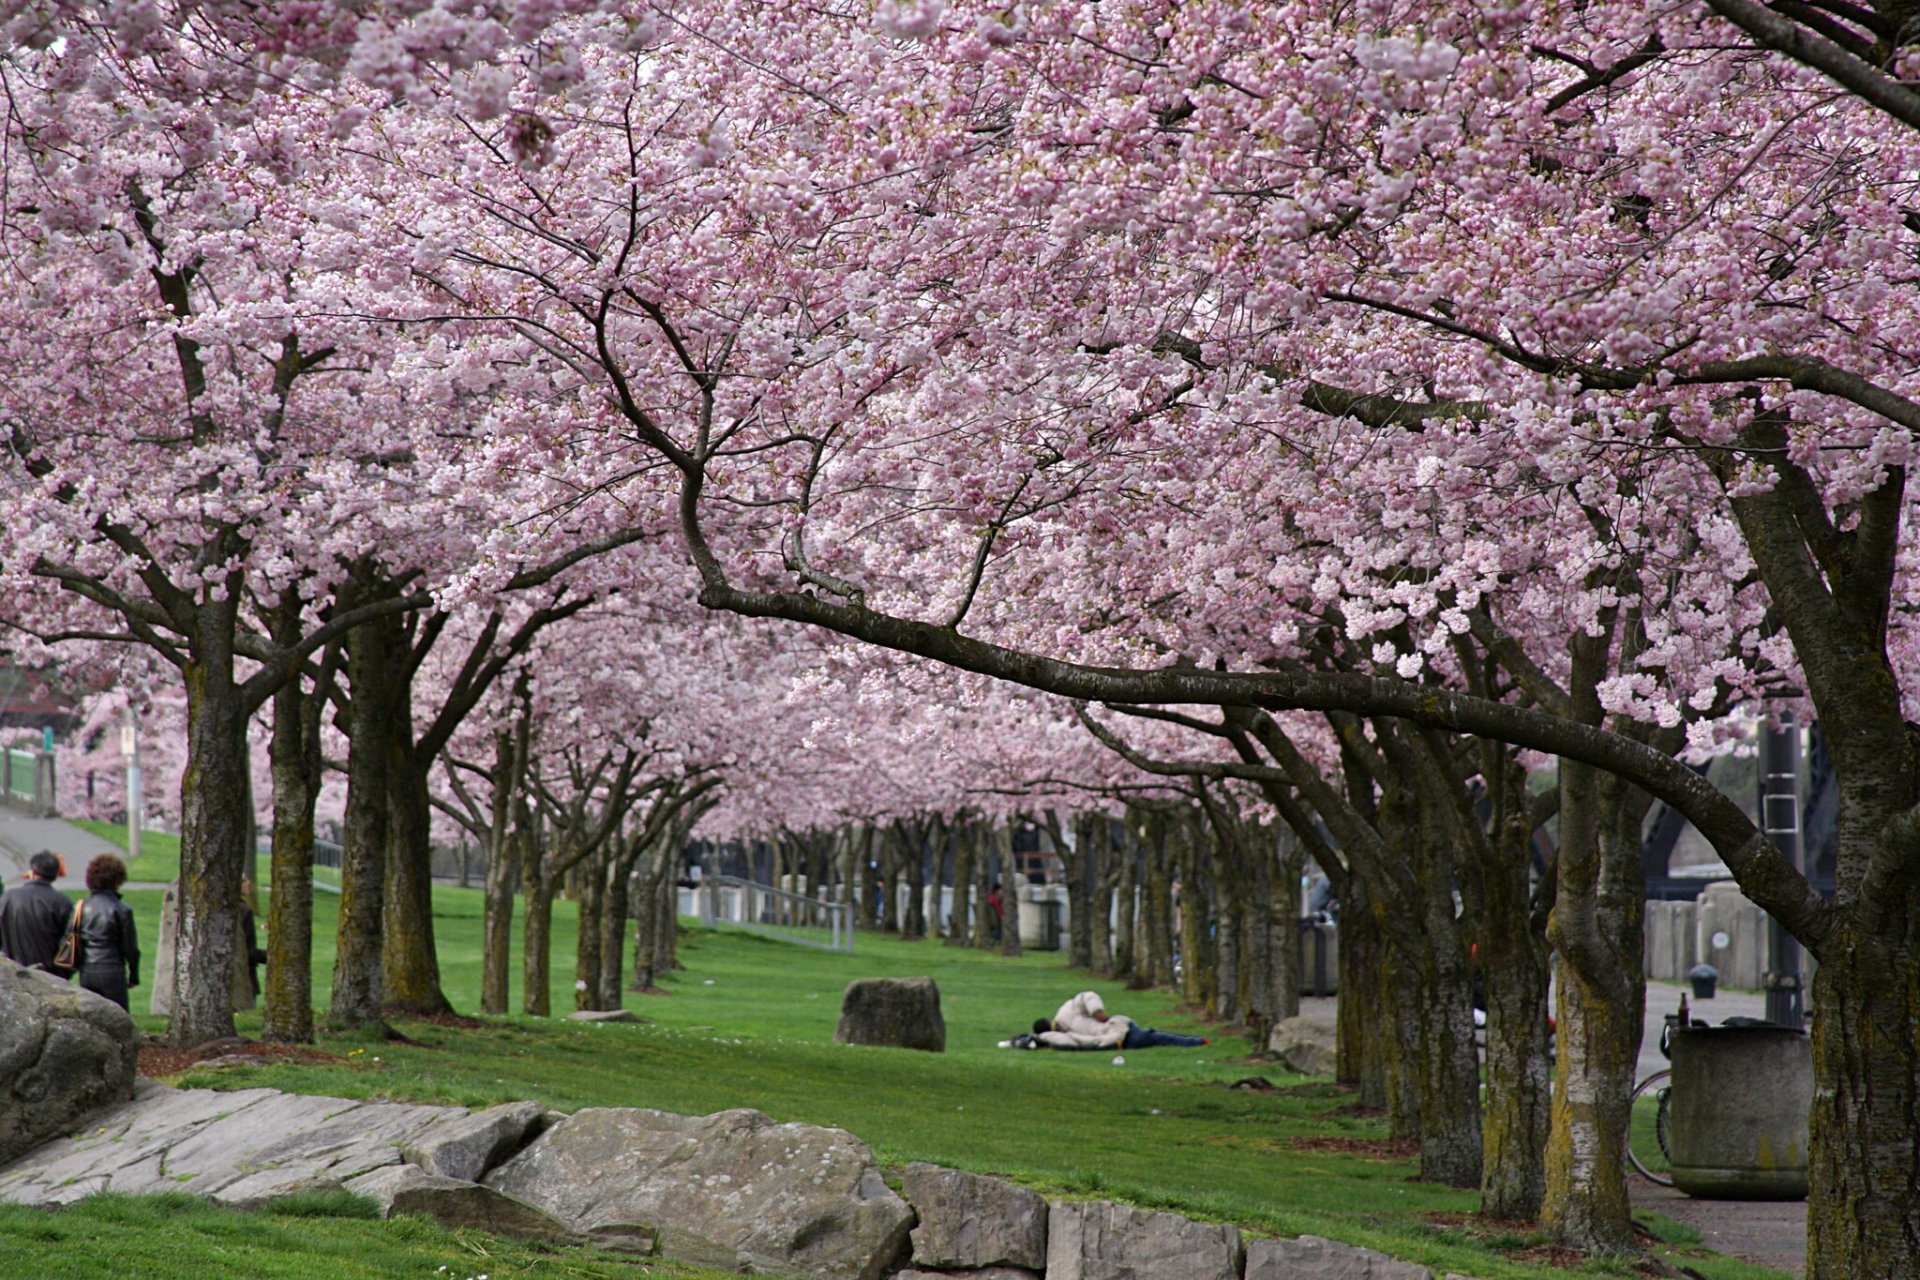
[{"x1": 0, "y1": 851, "x2": 76, "y2": 977}]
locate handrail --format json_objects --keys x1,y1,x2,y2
[{"x1": 696, "y1": 874, "x2": 853, "y2": 953}]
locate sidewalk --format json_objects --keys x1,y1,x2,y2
[{"x1": 0, "y1": 806, "x2": 124, "y2": 893}]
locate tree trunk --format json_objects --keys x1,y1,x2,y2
[
  {"x1": 1112, "y1": 835, "x2": 1136, "y2": 979},
  {"x1": 997, "y1": 821, "x2": 1023, "y2": 958},
  {"x1": 383, "y1": 750, "x2": 452, "y2": 1016},
  {"x1": 904, "y1": 821, "x2": 928, "y2": 939},
  {"x1": 1068, "y1": 814, "x2": 1098, "y2": 970},
  {"x1": 1807, "y1": 907, "x2": 1920, "y2": 1280},
  {"x1": 1092, "y1": 824, "x2": 1119, "y2": 975},
  {"x1": 574, "y1": 847, "x2": 605, "y2": 1011},
  {"x1": 1270, "y1": 826, "x2": 1303, "y2": 1024},
  {"x1": 263, "y1": 659, "x2": 321, "y2": 1044},
  {"x1": 522, "y1": 876, "x2": 554, "y2": 1017},
  {"x1": 1337, "y1": 879, "x2": 1388, "y2": 1107},
  {"x1": 947, "y1": 823, "x2": 975, "y2": 946},
  {"x1": 595, "y1": 832, "x2": 643, "y2": 1010},
  {"x1": 329, "y1": 613, "x2": 396, "y2": 1030},
  {"x1": 1477, "y1": 786, "x2": 1554, "y2": 1222},
  {"x1": 1179, "y1": 815, "x2": 1209, "y2": 1009},
  {"x1": 171, "y1": 606, "x2": 249, "y2": 1047},
  {"x1": 480, "y1": 827, "x2": 520, "y2": 1016},
  {"x1": 1140, "y1": 824, "x2": 1173, "y2": 988},
  {"x1": 630, "y1": 862, "x2": 659, "y2": 992},
  {"x1": 651, "y1": 851, "x2": 679, "y2": 974},
  {"x1": 1541, "y1": 760, "x2": 1644, "y2": 1253}
]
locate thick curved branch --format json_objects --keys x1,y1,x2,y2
[
  {"x1": 692, "y1": 574, "x2": 1830, "y2": 950},
  {"x1": 1702, "y1": 0, "x2": 1920, "y2": 132}
]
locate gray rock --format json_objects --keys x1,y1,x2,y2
[
  {"x1": 0, "y1": 1081, "x2": 456, "y2": 1207},
  {"x1": 902, "y1": 1163, "x2": 1047, "y2": 1270},
  {"x1": 834, "y1": 977, "x2": 945, "y2": 1053},
  {"x1": 344, "y1": 1164, "x2": 589, "y2": 1247},
  {"x1": 485, "y1": 1105, "x2": 913, "y2": 1280},
  {"x1": 567, "y1": 1009, "x2": 641, "y2": 1023},
  {"x1": 896, "y1": 1270, "x2": 1041, "y2": 1280},
  {"x1": 1047, "y1": 1200, "x2": 1242, "y2": 1280},
  {"x1": 1245, "y1": 1235, "x2": 1435, "y2": 1280},
  {"x1": 1269, "y1": 1017, "x2": 1337, "y2": 1076},
  {"x1": 403, "y1": 1100, "x2": 548, "y2": 1182},
  {"x1": 0, "y1": 958, "x2": 139, "y2": 1168}
]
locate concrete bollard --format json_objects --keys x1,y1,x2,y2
[{"x1": 1668, "y1": 1025, "x2": 1812, "y2": 1199}]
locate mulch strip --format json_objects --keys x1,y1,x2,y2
[
  {"x1": 1289, "y1": 1135, "x2": 1418, "y2": 1159},
  {"x1": 138, "y1": 1038, "x2": 347, "y2": 1078}
]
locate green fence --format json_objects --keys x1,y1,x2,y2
[{"x1": 2, "y1": 748, "x2": 53, "y2": 814}]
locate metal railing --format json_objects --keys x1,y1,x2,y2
[{"x1": 696, "y1": 874, "x2": 853, "y2": 953}]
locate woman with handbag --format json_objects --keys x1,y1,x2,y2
[{"x1": 77, "y1": 854, "x2": 139, "y2": 1010}]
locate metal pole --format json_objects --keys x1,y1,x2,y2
[
  {"x1": 121, "y1": 714, "x2": 142, "y2": 864},
  {"x1": 1762, "y1": 714, "x2": 1805, "y2": 1030}
]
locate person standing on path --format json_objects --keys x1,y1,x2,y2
[
  {"x1": 0, "y1": 851, "x2": 75, "y2": 976},
  {"x1": 76, "y1": 854, "x2": 139, "y2": 1010}
]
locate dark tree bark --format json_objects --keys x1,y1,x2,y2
[
  {"x1": 263, "y1": 605, "x2": 334, "y2": 1044},
  {"x1": 330, "y1": 605, "x2": 399, "y2": 1029}
]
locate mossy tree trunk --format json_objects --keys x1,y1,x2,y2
[
  {"x1": 264, "y1": 592, "x2": 335, "y2": 1045},
  {"x1": 1271, "y1": 824, "x2": 1304, "y2": 1024},
  {"x1": 1112, "y1": 823, "x2": 1137, "y2": 980},
  {"x1": 997, "y1": 820, "x2": 1023, "y2": 958},
  {"x1": 1089, "y1": 817, "x2": 1117, "y2": 974},
  {"x1": 330, "y1": 606, "x2": 398, "y2": 1030},
  {"x1": 171, "y1": 598, "x2": 252, "y2": 1048},
  {"x1": 1054, "y1": 810, "x2": 1094, "y2": 969},
  {"x1": 948, "y1": 820, "x2": 976, "y2": 946}
]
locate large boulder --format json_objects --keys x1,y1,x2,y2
[
  {"x1": 835, "y1": 977, "x2": 945, "y2": 1052},
  {"x1": 485, "y1": 1106, "x2": 913, "y2": 1280},
  {"x1": 1245, "y1": 1235, "x2": 1435, "y2": 1280},
  {"x1": 901, "y1": 1162, "x2": 1048, "y2": 1271},
  {"x1": 1269, "y1": 1016, "x2": 1337, "y2": 1076},
  {"x1": 1047, "y1": 1200, "x2": 1242, "y2": 1280},
  {"x1": 0, "y1": 958, "x2": 139, "y2": 1168}
]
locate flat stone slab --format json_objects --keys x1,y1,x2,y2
[
  {"x1": 567, "y1": 1010, "x2": 641, "y2": 1023},
  {"x1": 0, "y1": 1081, "x2": 458, "y2": 1207}
]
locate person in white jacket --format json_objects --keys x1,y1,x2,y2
[{"x1": 1013, "y1": 990, "x2": 1207, "y2": 1050}]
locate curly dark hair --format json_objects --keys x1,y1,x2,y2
[{"x1": 85, "y1": 853, "x2": 128, "y2": 894}]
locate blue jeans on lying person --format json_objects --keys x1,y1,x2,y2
[{"x1": 1122, "y1": 1025, "x2": 1207, "y2": 1049}]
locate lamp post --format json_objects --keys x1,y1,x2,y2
[
  {"x1": 120, "y1": 713, "x2": 141, "y2": 864},
  {"x1": 1761, "y1": 714, "x2": 1804, "y2": 1030}
]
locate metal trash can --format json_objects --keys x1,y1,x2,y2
[{"x1": 1668, "y1": 1025, "x2": 1812, "y2": 1199}]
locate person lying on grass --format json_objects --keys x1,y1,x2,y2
[{"x1": 1001, "y1": 990, "x2": 1209, "y2": 1050}]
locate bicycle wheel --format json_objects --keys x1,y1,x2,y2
[{"x1": 1626, "y1": 1068, "x2": 1675, "y2": 1186}]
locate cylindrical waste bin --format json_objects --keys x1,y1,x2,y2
[{"x1": 1668, "y1": 1025, "x2": 1812, "y2": 1199}]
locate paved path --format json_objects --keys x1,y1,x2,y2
[{"x1": 0, "y1": 807, "x2": 124, "y2": 893}]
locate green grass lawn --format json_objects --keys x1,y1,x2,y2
[
  {"x1": 0, "y1": 1192, "x2": 720, "y2": 1280},
  {"x1": 84, "y1": 879, "x2": 1792, "y2": 1280}
]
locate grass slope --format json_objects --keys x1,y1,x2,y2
[{"x1": 83, "y1": 877, "x2": 1793, "y2": 1280}]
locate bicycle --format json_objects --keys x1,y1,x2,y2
[{"x1": 1625, "y1": 1065, "x2": 1674, "y2": 1186}]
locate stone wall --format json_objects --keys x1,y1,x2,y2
[{"x1": 0, "y1": 1073, "x2": 1463, "y2": 1280}]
